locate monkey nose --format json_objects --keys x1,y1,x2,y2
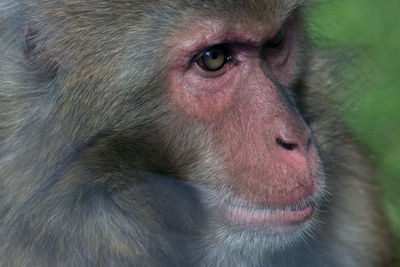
[
  {"x1": 275, "y1": 134, "x2": 313, "y2": 155},
  {"x1": 272, "y1": 115, "x2": 312, "y2": 154},
  {"x1": 276, "y1": 137, "x2": 298, "y2": 151}
]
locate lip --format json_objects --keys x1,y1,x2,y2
[{"x1": 226, "y1": 201, "x2": 314, "y2": 228}]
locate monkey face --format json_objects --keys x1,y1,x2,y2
[
  {"x1": 164, "y1": 7, "x2": 324, "y2": 243},
  {"x1": 2, "y1": 1, "x2": 390, "y2": 266}
]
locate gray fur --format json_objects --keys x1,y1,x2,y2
[{"x1": 0, "y1": 0, "x2": 393, "y2": 266}]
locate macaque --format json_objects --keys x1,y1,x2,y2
[{"x1": 0, "y1": 0, "x2": 393, "y2": 266}]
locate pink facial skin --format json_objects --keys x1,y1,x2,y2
[
  {"x1": 167, "y1": 16, "x2": 323, "y2": 228},
  {"x1": 226, "y1": 201, "x2": 314, "y2": 232}
]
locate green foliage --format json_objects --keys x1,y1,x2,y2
[{"x1": 309, "y1": 0, "x2": 400, "y2": 253}]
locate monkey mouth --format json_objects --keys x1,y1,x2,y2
[{"x1": 224, "y1": 199, "x2": 314, "y2": 233}]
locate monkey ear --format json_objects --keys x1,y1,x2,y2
[{"x1": 23, "y1": 25, "x2": 58, "y2": 75}]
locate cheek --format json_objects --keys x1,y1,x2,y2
[{"x1": 168, "y1": 65, "x2": 240, "y2": 120}]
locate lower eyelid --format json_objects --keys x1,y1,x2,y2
[{"x1": 193, "y1": 60, "x2": 231, "y2": 78}]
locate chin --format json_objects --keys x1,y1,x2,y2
[
  {"x1": 198, "y1": 187, "x2": 324, "y2": 257},
  {"x1": 193, "y1": 210, "x2": 321, "y2": 267}
]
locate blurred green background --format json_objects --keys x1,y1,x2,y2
[{"x1": 309, "y1": 0, "x2": 400, "y2": 254}]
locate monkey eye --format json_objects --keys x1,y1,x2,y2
[
  {"x1": 196, "y1": 45, "x2": 232, "y2": 72},
  {"x1": 267, "y1": 25, "x2": 286, "y2": 47}
]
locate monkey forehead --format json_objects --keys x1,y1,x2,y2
[
  {"x1": 163, "y1": 1, "x2": 303, "y2": 62},
  {"x1": 166, "y1": 19, "x2": 277, "y2": 56},
  {"x1": 175, "y1": 0, "x2": 305, "y2": 22}
]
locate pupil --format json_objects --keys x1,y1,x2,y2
[{"x1": 210, "y1": 51, "x2": 219, "y2": 59}]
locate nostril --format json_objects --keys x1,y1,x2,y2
[{"x1": 277, "y1": 138, "x2": 298, "y2": 151}]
